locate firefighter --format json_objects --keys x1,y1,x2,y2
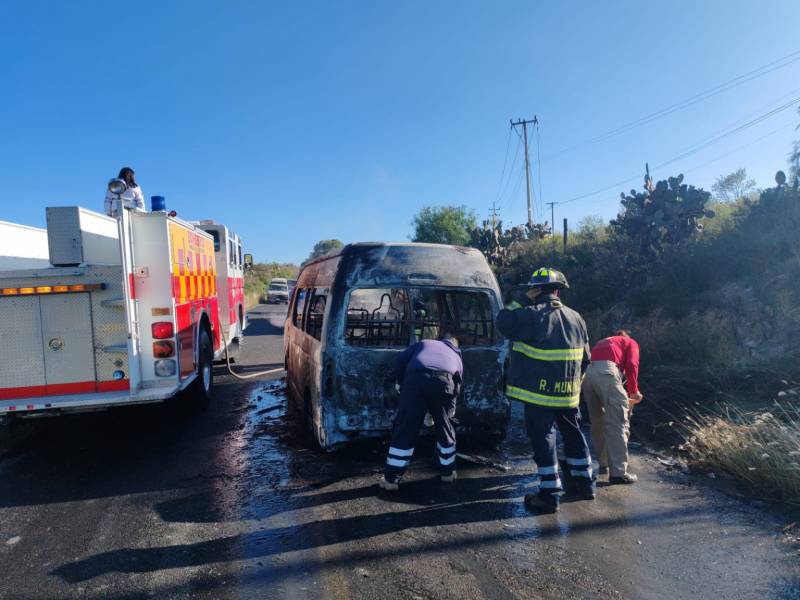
[
  {"x1": 379, "y1": 333, "x2": 464, "y2": 491},
  {"x1": 104, "y1": 166, "x2": 145, "y2": 217},
  {"x1": 582, "y1": 330, "x2": 643, "y2": 484},
  {"x1": 496, "y1": 268, "x2": 594, "y2": 513}
]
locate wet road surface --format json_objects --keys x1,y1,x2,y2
[{"x1": 1, "y1": 304, "x2": 798, "y2": 599}]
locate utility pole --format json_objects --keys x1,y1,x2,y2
[
  {"x1": 488, "y1": 202, "x2": 500, "y2": 229},
  {"x1": 510, "y1": 116, "x2": 538, "y2": 228},
  {"x1": 545, "y1": 201, "x2": 556, "y2": 232}
]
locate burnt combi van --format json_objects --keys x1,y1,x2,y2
[{"x1": 284, "y1": 242, "x2": 508, "y2": 450}]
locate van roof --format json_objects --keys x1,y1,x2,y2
[
  {"x1": 303, "y1": 241, "x2": 474, "y2": 266},
  {"x1": 300, "y1": 242, "x2": 498, "y2": 291}
]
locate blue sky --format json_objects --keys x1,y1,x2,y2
[{"x1": 1, "y1": 1, "x2": 798, "y2": 264}]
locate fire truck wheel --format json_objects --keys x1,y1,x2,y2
[{"x1": 189, "y1": 328, "x2": 214, "y2": 406}]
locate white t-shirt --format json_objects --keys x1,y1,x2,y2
[{"x1": 104, "y1": 185, "x2": 146, "y2": 218}]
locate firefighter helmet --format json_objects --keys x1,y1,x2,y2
[{"x1": 526, "y1": 267, "x2": 569, "y2": 289}]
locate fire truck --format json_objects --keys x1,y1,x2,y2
[
  {"x1": 192, "y1": 220, "x2": 247, "y2": 359},
  {"x1": 0, "y1": 202, "x2": 246, "y2": 417}
]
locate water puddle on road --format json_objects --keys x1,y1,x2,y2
[{"x1": 239, "y1": 380, "x2": 297, "y2": 505}]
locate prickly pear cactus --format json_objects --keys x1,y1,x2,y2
[
  {"x1": 612, "y1": 173, "x2": 713, "y2": 258},
  {"x1": 469, "y1": 221, "x2": 551, "y2": 267}
]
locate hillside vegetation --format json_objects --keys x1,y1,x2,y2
[
  {"x1": 494, "y1": 172, "x2": 800, "y2": 505},
  {"x1": 244, "y1": 262, "x2": 299, "y2": 308}
]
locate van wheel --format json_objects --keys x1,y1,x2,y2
[{"x1": 187, "y1": 328, "x2": 214, "y2": 407}]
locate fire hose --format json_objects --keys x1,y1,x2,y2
[{"x1": 219, "y1": 327, "x2": 286, "y2": 381}]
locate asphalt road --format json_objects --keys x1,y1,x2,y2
[{"x1": 1, "y1": 304, "x2": 798, "y2": 599}]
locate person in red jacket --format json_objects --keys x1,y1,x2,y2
[{"x1": 581, "y1": 330, "x2": 643, "y2": 484}]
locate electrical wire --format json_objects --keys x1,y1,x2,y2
[
  {"x1": 492, "y1": 128, "x2": 513, "y2": 207},
  {"x1": 557, "y1": 95, "x2": 800, "y2": 205},
  {"x1": 652, "y1": 95, "x2": 800, "y2": 170},
  {"x1": 535, "y1": 120, "x2": 544, "y2": 219},
  {"x1": 543, "y1": 48, "x2": 800, "y2": 161},
  {"x1": 681, "y1": 120, "x2": 796, "y2": 175},
  {"x1": 496, "y1": 132, "x2": 523, "y2": 209}
]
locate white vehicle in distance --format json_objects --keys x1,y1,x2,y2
[{"x1": 266, "y1": 278, "x2": 289, "y2": 304}]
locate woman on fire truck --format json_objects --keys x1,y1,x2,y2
[{"x1": 104, "y1": 166, "x2": 146, "y2": 218}]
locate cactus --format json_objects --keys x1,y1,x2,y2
[
  {"x1": 612, "y1": 172, "x2": 713, "y2": 259},
  {"x1": 470, "y1": 220, "x2": 552, "y2": 267}
]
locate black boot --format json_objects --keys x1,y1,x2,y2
[{"x1": 524, "y1": 493, "x2": 559, "y2": 514}]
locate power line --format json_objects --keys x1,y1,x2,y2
[
  {"x1": 496, "y1": 134, "x2": 523, "y2": 209},
  {"x1": 681, "y1": 120, "x2": 796, "y2": 175},
  {"x1": 535, "y1": 119, "x2": 543, "y2": 219},
  {"x1": 543, "y1": 48, "x2": 800, "y2": 161},
  {"x1": 498, "y1": 159, "x2": 526, "y2": 211},
  {"x1": 559, "y1": 123, "x2": 793, "y2": 214},
  {"x1": 557, "y1": 95, "x2": 800, "y2": 205},
  {"x1": 492, "y1": 128, "x2": 513, "y2": 206},
  {"x1": 653, "y1": 95, "x2": 800, "y2": 170}
]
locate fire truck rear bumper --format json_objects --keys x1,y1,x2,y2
[{"x1": 0, "y1": 383, "x2": 183, "y2": 416}]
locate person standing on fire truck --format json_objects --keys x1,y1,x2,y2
[
  {"x1": 582, "y1": 330, "x2": 643, "y2": 484},
  {"x1": 104, "y1": 166, "x2": 145, "y2": 217}
]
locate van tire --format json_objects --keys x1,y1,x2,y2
[{"x1": 187, "y1": 327, "x2": 214, "y2": 407}]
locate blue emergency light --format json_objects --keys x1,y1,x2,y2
[{"x1": 151, "y1": 196, "x2": 166, "y2": 212}]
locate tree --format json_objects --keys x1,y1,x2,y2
[
  {"x1": 712, "y1": 168, "x2": 756, "y2": 202},
  {"x1": 576, "y1": 215, "x2": 607, "y2": 240},
  {"x1": 305, "y1": 239, "x2": 343, "y2": 264},
  {"x1": 410, "y1": 205, "x2": 477, "y2": 246}
]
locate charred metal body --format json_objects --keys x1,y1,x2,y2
[{"x1": 284, "y1": 242, "x2": 509, "y2": 450}]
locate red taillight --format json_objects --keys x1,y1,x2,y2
[
  {"x1": 153, "y1": 340, "x2": 176, "y2": 358},
  {"x1": 152, "y1": 322, "x2": 174, "y2": 339}
]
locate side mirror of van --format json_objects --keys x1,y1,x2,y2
[{"x1": 244, "y1": 253, "x2": 254, "y2": 269}]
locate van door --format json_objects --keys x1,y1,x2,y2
[
  {"x1": 286, "y1": 288, "x2": 309, "y2": 402},
  {"x1": 337, "y1": 288, "x2": 410, "y2": 427}
]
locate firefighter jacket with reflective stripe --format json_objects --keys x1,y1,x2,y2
[{"x1": 496, "y1": 293, "x2": 590, "y2": 408}]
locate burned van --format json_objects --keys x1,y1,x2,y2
[{"x1": 284, "y1": 242, "x2": 508, "y2": 450}]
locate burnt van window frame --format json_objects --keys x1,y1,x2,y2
[
  {"x1": 292, "y1": 288, "x2": 309, "y2": 330},
  {"x1": 344, "y1": 287, "x2": 495, "y2": 348},
  {"x1": 305, "y1": 287, "x2": 329, "y2": 342}
]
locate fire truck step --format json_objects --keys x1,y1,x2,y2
[
  {"x1": 101, "y1": 298, "x2": 126, "y2": 307},
  {"x1": 102, "y1": 344, "x2": 128, "y2": 354}
]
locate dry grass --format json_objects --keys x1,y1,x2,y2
[
  {"x1": 680, "y1": 402, "x2": 800, "y2": 507},
  {"x1": 245, "y1": 290, "x2": 262, "y2": 309}
]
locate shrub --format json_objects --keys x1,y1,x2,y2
[{"x1": 680, "y1": 403, "x2": 800, "y2": 507}]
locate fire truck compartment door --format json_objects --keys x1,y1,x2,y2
[
  {"x1": 0, "y1": 296, "x2": 47, "y2": 389},
  {"x1": 40, "y1": 294, "x2": 96, "y2": 385}
]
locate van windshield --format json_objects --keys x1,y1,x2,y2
[
  {"x1": 269, "y1": 283, "x2": 287, "y2": 291},
  {"x1": 345, "y1": 287, "x2": 494, "y2": 348}
]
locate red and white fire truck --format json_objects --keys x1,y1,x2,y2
[
  {"x1": 192, "y1": 220, "x2": 247, "y2": 358},
  {"x1": 0, "y1": 203, "x2": 247, "y2": 417}
]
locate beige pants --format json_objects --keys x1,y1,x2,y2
[{"x1": 582, "y1": 361, "x2": 631, "y2": 477}]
